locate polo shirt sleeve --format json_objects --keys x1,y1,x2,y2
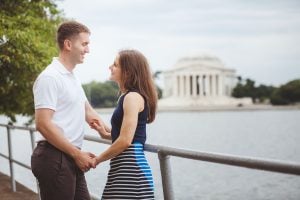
[
  {"x1": 33, "y1": 75, "x2": 58, "y2": 111},
  {"x1": 82, "y1": 87, "x2": 88, "y2": 102}
]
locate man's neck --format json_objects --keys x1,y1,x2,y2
[{"x1": 58, "y1": 53, "x2": 76, "y2": 72}]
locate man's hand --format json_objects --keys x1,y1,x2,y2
[
  {"x1": 73, "y1": 151, "x2": 96, "y2": 172},
  {"x1": 91, "y1": 156, "x2": 101, "y2": 169}
]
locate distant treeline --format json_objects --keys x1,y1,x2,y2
[
  {"x1": 82, "y1": 81, "x2": 162, "y2": 108},
  {"x1": 83, "y1": 81, "x2": 119, "y2": 108},
  {"x1": 232, "y1": 77, "x2": 300, "y2": 105},
  {"x1": 83, "y1": 78, "x2": 300, "y2": 108}
]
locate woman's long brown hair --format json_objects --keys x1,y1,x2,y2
[{"x1": 118, "y1": 49, "x2": 157, "y2": 123}]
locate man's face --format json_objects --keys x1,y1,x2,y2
[{"x1": 69, "y1": 32, "x2": 90, "y2": 64}]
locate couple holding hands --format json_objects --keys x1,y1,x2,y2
[{"x1": 31, "y1": 21, "x2": 157, "y2": 200}]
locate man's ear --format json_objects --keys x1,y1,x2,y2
[{"x1": 63, "y1": 39, "x2": 72, "y2": 51}]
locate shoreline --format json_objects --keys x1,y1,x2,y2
[
  {"x1": 0, "y1": 172, "x2": 37, "y2": 200},
  {"x1": 95, "y1": 104, "x2": 300, "y2": 113}
]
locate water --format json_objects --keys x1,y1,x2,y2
[{"x1": 1, "y1": 109, "x2": 300, "y2": 199}]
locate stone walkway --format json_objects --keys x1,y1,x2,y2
[{"x1": 0, "y1": 172, "x2": 38, "y2": 200}]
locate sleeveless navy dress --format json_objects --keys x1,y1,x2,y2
[{"x1": 101, "y1": 91, "x2": 155, "y2": 200}]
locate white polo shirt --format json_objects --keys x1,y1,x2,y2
[{"x1": 33, "y1": 57, "x2": 87, "y2": 148}]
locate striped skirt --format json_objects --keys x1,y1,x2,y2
[{"x1": 102, "y1": 142, "x2": 155, "y2": 200}]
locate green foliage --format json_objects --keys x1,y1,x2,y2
[
  {"x1": 232, "y1": 78, "x2": 276, "y2": 103},
  {"x1": 83, "y1": 80, "x2": 162, "y2": 108},
  {"x1": 0, "y1": 0, "x2": 63, "y2": 123},
  {"x1": 232, "y1": 78, "x2": 256, "y2": 102},
  {"x1": 279, "y1": 79, "x2": 300, "y2": 102},
  {"x1": 270, "y1": 89, "x2": 289, "y2": 105},
  {"x1": 156, "y1": 84, "x2": 163, "y2": 99},
  {"x1": 256, "y1": 84, "x2": 276, "y2": 103},
  {"x1": 83, "y1": 81, "x2": 119, "y2": 108},
  {"x1": 233, "y1": 77, "x2": 300, "y2": 105},
  {"x1": 270, "y1": 79, "x2": 300, "y2": 105},
  {"x1": 153, "y1": 70, "x2": 162, "y2": 99}
]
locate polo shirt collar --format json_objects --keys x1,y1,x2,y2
[{"x1": 52, "y1": 57, "x2": 73, "y2": 75}]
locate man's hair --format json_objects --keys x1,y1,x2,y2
[{"x1": 56, "y1": 21, "x2": 90, "y2": 50}]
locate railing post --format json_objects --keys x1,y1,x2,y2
[
  {"x1": 7, "y1": 126, "x2": 16, "y2": 192},
  {"x1": 29, "y1": 130, "x2": 36, "y2": 150},
  {"x1": 29, "y1": 130, "x2": 41, "y2": 200},
  {"x1": 158, "y1": 151, "x2": 175, "y2": 200}
]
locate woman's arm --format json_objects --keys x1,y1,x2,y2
[{"x1": 94, "y1": 92, "x2": 144, "y2": 165}]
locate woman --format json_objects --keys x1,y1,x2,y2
[{"x1": 90, "y1": 49, "x2": 157, "y2": 199}]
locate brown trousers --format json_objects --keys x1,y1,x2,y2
[{"x1": 31, "y1": 141, "x2": 90, "y2": 200}]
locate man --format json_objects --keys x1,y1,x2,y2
[{"x1": 31, "y1": 21, "x2": 105, "y2": 200}]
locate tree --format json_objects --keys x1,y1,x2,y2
[
  {"x1": 0, "y1": 0, "x2": 63, "y2": 123},
  {"x1": 232, "y1": 77, "x2": 276, "y2": 103},
  {"x1": 83, "y1": 81, "x2": 119, "y2": 108},
  {"x1": 256, "y1": 84, "x2": 276, "y2": 103},
  {"x1": 270, "y1": 89, "x2": 289, "y2": 105},
  {"x1": 270, "y1": 79, "x2": 300, "y2": 105},
  {"x1": 232, "y1": 78, "x2": 257, "y2": 102},
  {"x1": 153, "y1": 70, "x2": 163, "y2": 99},
  {"x1": 83, "y1": 79, "x2": 163, "y2": 107},
  {"x1": 156, "y1": 85, "x2": 163, "y2": 99},
  {"x1": 279, "y1": 79, "x2": 300, "y2": 103}
]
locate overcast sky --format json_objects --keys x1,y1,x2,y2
[{"x1": 56, "y1": 0, "x2": 300, "y2": 87}]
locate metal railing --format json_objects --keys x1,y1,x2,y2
[{"x1": 1, "y1": 123, "x2": 300, "y2": 200}]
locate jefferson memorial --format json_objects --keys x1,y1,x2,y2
[{"x1": 158, "y1": 54, "x2": 252, "y2": 107}]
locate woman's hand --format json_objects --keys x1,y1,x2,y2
[
  {"x1": 89, "y1": 119, "x2": 111, "y2": 139},
  {"x1": 89, "y1": 119, "x2": 104, "y2": 132},
  {"x1": 91, "y1": 156, "x2": 102, "y2": 168}
]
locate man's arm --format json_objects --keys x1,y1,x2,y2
[{"x1": 35, "y1": 108, "x2": 95, "y2": 172}]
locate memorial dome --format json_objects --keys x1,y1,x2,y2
[{"x1": 173, "y1": 53, "x2": 224, "y2": 69}]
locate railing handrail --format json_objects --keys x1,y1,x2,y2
[
  {"x1": 85, "y1": 135, "x2": 300, "y2": 176},
  {"x1": 1, "y1": 123, "x2": 300, "y2": 200},
  {"x1": 0, "y1": 124, "x2": 36, "y2": 131}
]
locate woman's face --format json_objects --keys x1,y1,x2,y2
[{"x1": 109, "y1": 55, "x2": 122, "y2": 84}]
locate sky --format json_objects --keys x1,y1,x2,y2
[{"x1": 56, "y1": 0, "x2": 300, "y2": 87}]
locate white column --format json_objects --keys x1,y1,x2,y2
[
  {"x1": 202, "y1": 74, "x2": 206, "y2": 96},
  {"x1": 171, "y1": 76, "x2": 175, "y2": 97},
  {"x1": 183, "y1": 74, "x2": 187, "y2": 97},
  {"x1": 198, "y1": 74, "x2": 202, "y2": 97},
  {"x1": 186, "y1": 75, "x2": 191, "y2": 97},
  {"x1": 218, "y1": 74, "x2": 224, "y2": 96},
  {"x1": 183, "y1": 75, "x2": 187, "y2": 97},
  {"x1": 199, "y1": 74, "x2": 203, "y2": 97},
  {"x1": 198, "y1": 75, "x2": 202, "y2": 97},
  {"x1": 201, "y1": 75, "x2": 205, "y2": 97},
  {"x1": 211, "y1": 74, "x2": 216, "y2": 96},
  {"x1": 215, "y1": 74, "x2": 219, "y2": 96},
  {"x1": 173, "y1": 75, "x2": 177, "y2": 97},
  {"x1": 193, "y1": 75, "x2": 197, "y2": 97},
  {"x1": 204, "y1": 74, "x2": 210, "y2": 97},
  {"x1": 209, "y1": 74, "x2": 213, "y2": 96},
  {"x1": 180, "y1": 75, "x2": 185, "y2": 97},
  {"x1": 177, "y1": 75, "x2": 181, "y2": 97}
]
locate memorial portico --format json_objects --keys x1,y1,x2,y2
[
  {"x1": 173, "y1": 73, "x2": 224, "y2": 98},
  {"x1": 159, "y1": 54, "x2": 252, "y2": 107}
]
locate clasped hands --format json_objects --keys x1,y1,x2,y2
[
  {"x1": 74, "y1": 119, "x2": 105, "y2": 172},
  {"x1": 73, "y1": 150, "x2": 100, "y2": 172}
]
